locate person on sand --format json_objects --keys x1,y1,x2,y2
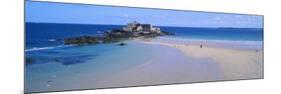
[
  {"x1": 255, "y1": 49, "x2": 259, "y2": 52},
  {"x1": 200, "y1": 44, "x2": 203, "y2": 48}
]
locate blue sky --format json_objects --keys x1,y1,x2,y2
[{"x1": 25, "y1": 1, "x2": 263, "y2": 28}]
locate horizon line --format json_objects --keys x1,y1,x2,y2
[{"x1": 25, "y1": 21, "x2": 264, "y2": 29}]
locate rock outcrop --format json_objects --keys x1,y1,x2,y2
[{"x1": 64, "y1": 22, "x2": 174, "y2": 45}]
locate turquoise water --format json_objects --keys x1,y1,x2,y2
[
  {"x1": 25, "y1": 23, "x2": 263, "y2": 93},
  {"x1": 25, "y1": 40, "x2": 170, "y2": 92}
]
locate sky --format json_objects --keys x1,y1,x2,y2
[{"x1": 25, "y1": 1, "x2": 263, "y2": 28}]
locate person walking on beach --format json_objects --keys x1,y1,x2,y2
[{"x1": 200, "y1": 44, "x2": 203, "y2": 48}]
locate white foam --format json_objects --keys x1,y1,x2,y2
[
  {"x1": 25, "y1": 45, "x2": 72, "y2": 52},
  {"x1": 47, "y1": 39, "x2": 56, "y2": 42}
]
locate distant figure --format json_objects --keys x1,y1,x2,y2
[
  {"x1": 255, "y1": 49, "x2": 259, "y2": 52},
  {"x1": 200, "y1": 45, "x2": 203, "y2": 48}
]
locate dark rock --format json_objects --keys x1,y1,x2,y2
[
  {"x1": 63, "y1": 23, "x2": 174, "y2": 45},
  {"x1": 25, "y1": 57, "x2": 34, "y2": 64},
  {"x1": 161, "y1": 31, "x2": 175, "y2": 35},
  {"x1": 64, "y1": 36, "x2": 100, "y2": 45},
  {"x1": 118, "y1": 42, "x2": 126, "y2": 46}
]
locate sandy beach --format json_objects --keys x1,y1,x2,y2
[
  {"x1": 141, "y1": 38, "x2": 263, "y2": 80},
  {"x1": 90, "y1": 38, "x2": 263, "y2": 88}
]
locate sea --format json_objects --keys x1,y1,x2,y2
[
  {"x1": 25, "y1": 22, "x2": 263, "y2": 50},
  {"x1": 24, "y1": 22, "x2": 263, "y2": 92}
]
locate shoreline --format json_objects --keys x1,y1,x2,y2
[
  {"x1": 25, "y1": 37, "x2": 263, "y2": 93},
  {"x1": 138, "y1": 37, "x2": 263, "y2": 79},
  {"x1": 148, "y1": 36, "x2": 263, "y2": 50}
]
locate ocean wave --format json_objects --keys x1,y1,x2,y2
[
  {"x1": 47, "y1": 39, "x2": 56, "y2": 42},
  {"x1": 25, "y1": 45, "x2": 72, "y2": 52}
]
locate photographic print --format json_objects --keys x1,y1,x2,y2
[{"x1": 25, "y1": 1, "x2": 264, "y2": 93}]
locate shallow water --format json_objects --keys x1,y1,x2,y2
[{"x1": 25, "y1": 41, "x2": 179, "y2": 92}]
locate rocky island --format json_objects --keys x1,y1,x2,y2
[{"x1": 64, "y1": 21, "x2": 174, "y2": 45}]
